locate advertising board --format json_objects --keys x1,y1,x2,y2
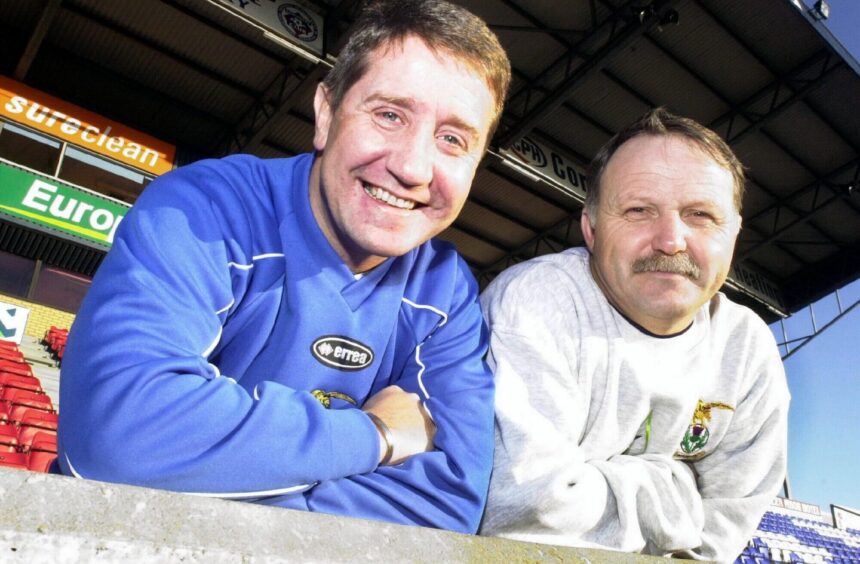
[{"x1": 0, "y1": 162, "x2": 129, "y2": 248}]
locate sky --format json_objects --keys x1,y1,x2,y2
[{"x1": 771, "y1": 0, "x2": 860, "y2": 513}]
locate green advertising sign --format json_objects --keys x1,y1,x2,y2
[{"x1": 0, "y1": 162, "x2": 129, "y2": 248}]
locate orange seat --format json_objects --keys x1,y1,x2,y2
[
  {"x1": 0, "y1": 373, "x2": 43, "y2": 394},
  {"x1": 27, "y1": 450, "x2": 57, "y2": 473},
  {"x1": 0, "y1": 359, "x2": 32, "y2": 377},
  {"x1": 0, "y1": 451, "x2": 28, "y2": 470}
]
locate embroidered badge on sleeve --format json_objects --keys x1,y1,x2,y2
[{"x1": 675, "y1": 399, "x2": 734, "y2": 460}]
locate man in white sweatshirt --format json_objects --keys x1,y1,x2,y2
[{"x1": 479, "y1": 108, "x2": 789, "y2": 561}]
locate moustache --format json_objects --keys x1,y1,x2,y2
[{"x1": 632, "y1": 253, "x2": 701, "y2": 280}]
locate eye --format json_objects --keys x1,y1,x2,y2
[
  {"x1": 687, "y1": 210, "x2": 716, "y2": 225},
  {"x1": 378, "y1": 110, "x2": 401, "y2": 123},
  {"x1": 624, "y1": 207, "x2": 648, "y2": 218},
  {"x1": 439, "y1": 133, "x2": 466, "y2": 149}
]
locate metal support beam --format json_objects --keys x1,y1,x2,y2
[
  {"x1": 14, "y1": 0, "x2": 62, "y2": 81},
  {"x1": 216, "y1": 1, "x2": 368, "y2": 156},
  {"x1": 697, "y1": 1, "x2": 859, "y2": 155},
  {"x1": 161, "y1": 0, "x2": 283, "y2": 64},
  {"x1": 22, "y1": 40, "x2": 230, "y2": 154},
  {"x1": 777, "y1": 289, "x2": 860, "y2": 360},
  {"x1": 640, "y1": 36, "x2": 842, "y2": 258},
  {"x1": 782, "y1": 241, "x2": 860, "y2": 311},
  {"x1": 710, "y1": 51, "x2": 842, "y2": 147},
  {"x1": 738, "y1": 158, "x2": 860, "y2": 261},
  {"x1": 218, "y1": 64, "x2": 326, "y2": 156},
  {"x1": 63, "y1": 0, "x2": 260, "y2": 100},
  {"x1": 498, "y1": 0, "x2": 676, "y2": 148},
  {"x1": 476, "y1": 212, "x2": 582, "y2": 286}
]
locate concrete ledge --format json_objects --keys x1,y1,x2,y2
[{"x1": 0, "y1": 468, "x2": 666, "y2": 562}]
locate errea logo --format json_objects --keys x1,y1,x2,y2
[{"x1": 311, "y1": 336, "x2": 374, "y2": 371}]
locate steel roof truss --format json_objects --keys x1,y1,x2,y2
[
  {"x1": 498, "y1": 0, "x2": 678, "y2": 148},
  {"x1": 13, "y1": 0, "x2": 62, "y2": 81}
]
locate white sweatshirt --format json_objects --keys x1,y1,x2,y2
[{"x1": 479, "y1": 248, "x2": 789, "y2": 562}]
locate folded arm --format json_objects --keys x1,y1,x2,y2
[
  {"x1": 58, "y1": 166, "x2": 381, "y2": 495},
  {"x1": 481, "y1": 321, "x2": 788, "y2": 559},
  {"x1": 301, "y1": 267, "x2": 496, "y2": 534}
]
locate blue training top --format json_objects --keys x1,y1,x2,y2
[{"x1": 58, "y1": 153, "x2": 495, "y2": 533}]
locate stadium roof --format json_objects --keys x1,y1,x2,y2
[{"x1": 1, "y1": 0, "x2": 858, "y2": 322}]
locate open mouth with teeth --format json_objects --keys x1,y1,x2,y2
[{"x1": 363, "y1": 182, "x2": 417, "y2": 210}]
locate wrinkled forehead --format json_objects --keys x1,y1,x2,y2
[
  {"x1": 366, "y1": 36, "x2": 498, "y2": 109},
  {"x1": 611, "y1": 134, "x2": 740, "y2": 205}
]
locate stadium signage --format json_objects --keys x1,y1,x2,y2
[
  {"x1": 726, "y1": 264, "x2": 788, "y2": 317},
  {"x1": 501, "y1": 136, "x2": 588, "y2": 202},
  {"x1": 0, "y1": 76, "x2": 175, "y2": 175},
  {"x1": 217, "y1": 0, "x2": 324, "y2": 56},
  {"x1": 0, "y1": 301, "x2": 30, "y2": 346},
  {"x1": 0, "y1": 162, "x2": 129, "y2": 248}
]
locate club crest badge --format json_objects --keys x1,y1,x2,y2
[
  {"x1": 676, "y1": 399, "x2": 734, "y2": 460},
  {"x1": 277, "y1": 3, "x2": 318, "y2": 42}
]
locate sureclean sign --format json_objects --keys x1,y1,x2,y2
[{"x1": 0, "y1": 76, "x2": 175, "y2": 176}]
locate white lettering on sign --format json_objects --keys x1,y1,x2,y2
[
  {"x1": 6, "y1": 99, "x2": 160, "y2": 169},
  {"x1": 501, "y1": 136, "x2": 588, "y2": 202},
  {"x1": 20, "y1": 179, "x2": 125, "y2": 242}
]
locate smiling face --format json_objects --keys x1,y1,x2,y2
[
  {"x1": 581, "y1": 134, "x2": 742, "y2": 335},
  {"x1": 309, "y1": 34, "x2": 495, "y2": 273}
]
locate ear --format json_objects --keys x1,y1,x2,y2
[
  {"x1": 581, "y1": 209, "x2": 596, "y2": 251},
  {"x1": 313, "y1": 83, "x2": 333, "y2": 152}
]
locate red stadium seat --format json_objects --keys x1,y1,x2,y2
[
  {"x1": 0, "y1": 451, "x2": 28, "y2": 470},
  {"x1": 29, "y1": 431, "x2": 57, "y2": 454},
  {"x1": 0, "y1": 340, "x2": 19, "y2": 350},
  {"x1": 27, "y1": 450, "x2": 57, "y2": 473},
  {"x1": 48, "y1": 333, "x2": 67, "y2": 347},
  {"x1": 0, "y1": 373, "x2": 43, "y2": 394},
  {"x1": 18, "y1": 426, "x2": 57, "y2": 452},
  {"x1": 44, "y1": 327, "x2": 69, "y2": 348},
  {"x1": 17, "y1": 410, "x2": 58, "y2": 431},
  {"x1": 0, "y1": 424, "x2": 19, "y2": 451},
  {"x1": 1, "y1": 388, "x2": 53, "y2": 413},
  {"x1": 0, "y1": 348, "x2": 24, "y2": 362},
  {"x1": 0, "y1": 359, "x2": 33, "y2": 377}
]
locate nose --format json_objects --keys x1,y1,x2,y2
[
  {"x1": 652, "y1": 212, "x2": 688, "y2": 255},
  {"x1": 388, "y1": 126, "x2": 434, "y2": 187}
]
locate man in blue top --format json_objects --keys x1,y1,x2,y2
[{"x1": 58, "y1": 0, "x2": 511, "y2": 533}]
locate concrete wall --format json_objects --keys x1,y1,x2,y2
[{"x1": 0, "y1": 468, "x2": 668, "y2": 563}]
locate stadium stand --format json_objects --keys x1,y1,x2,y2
[
  {"x1": 0, "y1": 339, "x2": 58, "y2": 473},
  {"x1": 738, "y1": 503, "x2": 860, "y2": 563},
  {"x1": 43, "y1": 327, "x2": 69, "y2": 364}
]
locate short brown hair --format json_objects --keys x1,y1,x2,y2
[
  {"x1": 322, "y1": 0, "x2": 511, "y2": 141},
  {"x1": 585, "y1": 107, "x2": 746, "y2": 219}
]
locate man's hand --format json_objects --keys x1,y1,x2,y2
[{"x1": 363, "y1": 385, "x2": 436, "y2": 466}]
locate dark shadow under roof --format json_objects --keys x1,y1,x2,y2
[{"x1": 1, "y1": 0, "x2": 858, "y2": 322}]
